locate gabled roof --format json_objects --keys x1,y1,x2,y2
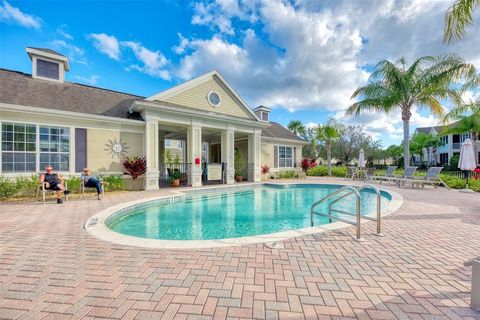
[
  {"x1": 261, "y1": 122, "x2": 306, "y2": 143},
  {"x1": 146, "y1": 70, "x2": 259, "y2": 121},
  {"x1": 27, "y1": 47, "x2": 66, "y2": 57},
  {"x1": 0, "y1": 68, "x2": 141, "y2": 119}
]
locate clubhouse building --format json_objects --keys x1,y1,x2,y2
[{"x1": 0, "y1": 47, "x2": 306, "y2": 189}]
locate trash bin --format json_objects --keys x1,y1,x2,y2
[{"x1": 464, "y1": 257, "x2": 480, "y2": 311}]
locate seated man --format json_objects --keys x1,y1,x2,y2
[
  {"x1": 81, "y1": 168, "x2": 103, "y2": 200},
  {"x1": 39, "y1": 165, "x2": 70, "y2": 204}
]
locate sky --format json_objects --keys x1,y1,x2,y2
[{"x1": 0, "y1": 0, "x2": 479, "y2": 147}]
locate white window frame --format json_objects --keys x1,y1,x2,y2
[
  {"x1": 1, "y1": 122, "x2": 37, "y2": 173},
  {"x1": 277, "y1": 145, "x2": 294, "y2": 168},
  {"x1": 39, "y1": 125, "x2": 70, "y2": 172},
  {"x1": 0, "y1": 121, "x2": 71, "y2": 174}
]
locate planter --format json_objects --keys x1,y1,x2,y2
[
  {"x1": 171, "y1": 179, "x2": 180, "y2": 187},
  {"x1": 123, "y1": 175, "x2": 145, "y2": 191},
  {"x1": 235, "y1": 176, "x2": 243, "y2": 182}
]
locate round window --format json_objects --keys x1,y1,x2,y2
[{"x1": 207, "y1": 91, "x2": 221, "y2": 107}]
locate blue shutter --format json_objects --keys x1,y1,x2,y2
[{"x1": 75, "y1": 128, "x2": 87, "y2": 172}]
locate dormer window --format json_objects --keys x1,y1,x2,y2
[
  {"x1": 253, "y1": 105, "x2": 272, "y2": 122},
  {"x1": 261, "y1": 111, "x2": 269, "y2": 121},
  {"x1": 26, "y1": 47, "x2": 69, "y2": 83},
  {"x1": 37, "y1": 59, "x2": 59, "y2": 80}
]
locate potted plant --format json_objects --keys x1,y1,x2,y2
[
  {"x1": 168, "y1": 169, "x2": 182, "y2": 187},
  {"x1": 234, "y1": 149, "x2": 245, "y2": 182},
  {"x1": 122, "y1": 156, "x2": 147, "y2": 190},
  {"x1": 261, "y1": 164, "x2": 270, "y2": 181}
]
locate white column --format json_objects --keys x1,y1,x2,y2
[
  {"x1": 248, "y1": 129, "x2": 261, "y2": 182},
  {"x1": 187, "y1": 123, "x2": 202, "y2": 187},
  {"x1": 221, "y1": 127, "x2": 235, "y2": 184},
  {"x1": 144, "y1": 120, "x2": 159, "y2": 191}
]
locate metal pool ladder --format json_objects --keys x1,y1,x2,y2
[{"x1": 310, "y1": 185, "x2": 382, "y2": 241}]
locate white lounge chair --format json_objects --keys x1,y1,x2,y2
[
  {"x1": 399, "y1": 167, "x2": 449, "y2": 189},
  {"x1": 371, "y1": 166, "x2": 397, "y2": 183}
]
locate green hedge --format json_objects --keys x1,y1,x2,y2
[
  {"x1": 0, "y1": 174, "x2": 126, "y2": 201},
  {"x1": 307, "y1": 165, "x2": 346, "y2": 178}
]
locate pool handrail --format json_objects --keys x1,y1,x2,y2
[
  {"x1": 310, "y1": 186, "x2": 362, "y2": 241},
  {"x1": 328, "y1": 184, "x2": 383, "y2": 236}
]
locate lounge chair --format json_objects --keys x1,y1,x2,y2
[
  {"x1": 399, "y1": 167, "x2": 449, "y2": 189},
  {"x1": 371, "y1": 166, "x2": 397, "y2": 183},
  {"x1": 36, "y1": 180, "x2": 69, "y2": 204},
  {"x1": 384, "y1": 166, "x2": 419, "y2": 187},
  {"x1": 345, "y1": 166, "x2": 356, "y2": 180},
  {"x1": 365, "y1": 168, "x2": 376, "y2": 181}
]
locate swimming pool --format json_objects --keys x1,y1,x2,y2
[{"x1": 105, "y1": 184, "x2": 392, "y2": 241}]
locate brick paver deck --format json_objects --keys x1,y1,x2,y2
[{"x1": 1, "y1": 178, "x2": 480, "y2": 320}]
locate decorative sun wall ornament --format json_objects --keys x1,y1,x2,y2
[{"x1": 104, "y1": 138, "x2": 129, "y2": 158}]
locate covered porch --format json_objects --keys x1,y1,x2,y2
[{"x1": 132, "y1": 100, "x2": 266, "y2": 190}]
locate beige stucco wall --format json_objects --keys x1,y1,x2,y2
[
  {"x1": 260, "y1": 141, "x2": 303, "y2": 171},
  {"x1": 87, "y1": 129, "x2": 144, "y2": 172},
  {"x1": 163, "y1": 76, "x2": 253, "y2": 119}
]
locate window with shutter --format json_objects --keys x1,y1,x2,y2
[{"x1": 36, "y1": 59, "x2": 59, "y2": 80}]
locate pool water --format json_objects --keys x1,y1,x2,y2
[{"x1": 107, "y1": 184, "x2": 391, "y2": 240}]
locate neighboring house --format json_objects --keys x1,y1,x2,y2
[
  {"x1": 413, "y1": 123, "x2": 479, "y2": 165},
  {"x1": 0, "y1": 47, "x2": 306, "y2": 189}
]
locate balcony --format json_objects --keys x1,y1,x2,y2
[{"x1": 452, "y1": 142, "x2": 461, "y2": 150}]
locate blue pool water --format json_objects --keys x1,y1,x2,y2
[{"x1": 107, "y1": 184, "x2": 391, "y2": 240}]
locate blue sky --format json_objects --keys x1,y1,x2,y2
[{"x1": 1, "y1": 0, "x2": 479, "y2": 147}]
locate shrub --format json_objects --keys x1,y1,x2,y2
[
  {"x1": 102, "y1": 175, "x2": 125, "y2": 191},
  {"x1": 14, "y1": 176, "x2": 38, "y2": 196},
  {"x1": 307, "y1": 165, "x2": 346, "y2": 177},
  {"x1": 448, "y1": 154, "x2": 460, "y2": 170},
  {"x1": 277, "y1": 170, "x2": 296, "y2": 179},
  {"x1": 123, "y1": 156, "x2": 147, "y2": 180},
  {"x1": 0, "y1": 177, "x2": 17, "y2": 200},
  {"x1": 261, "y1": 164, "x2": 270, "y2": 175},
  {"x1": 300, "y1": 158, "x2": 316, "y2": 172},
  {"x1": 439, "y1": 174, "x2": 465, "y2": 189}
]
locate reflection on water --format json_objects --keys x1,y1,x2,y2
[{"x1": 108, "y1": 185, "x2": 391, "y2": 240}]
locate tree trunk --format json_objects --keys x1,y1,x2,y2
[
  {"x1": 402, "y1": 109, "x2": 411, "y2": 168},
  {"x1": 327, "y1": 143, "x2": 332, "y2": 176}
]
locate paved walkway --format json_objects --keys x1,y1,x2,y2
[{"x1": 1, "y1": 178, "x2": 480, "y2": 320}]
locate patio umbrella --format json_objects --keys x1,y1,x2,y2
[
  {"x1": 358, "y1": 148, "x2": 366, "y2": 168},
  {"x1": 458, "y1": 138, "x2": 477, "y2": 192}
]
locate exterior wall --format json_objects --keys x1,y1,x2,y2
[
  {"x1": 0, "y1": 107, "x2": 144, "y2": 176},
  {"x1": 162, "y1": 77, "x2": 253, "y2": 119},
  {"x1": 86, "y1": 129, "x2": 143, "y2": 172},
  {"x1": 260, "y1": 140, "x2": 304, "y2": 172}
]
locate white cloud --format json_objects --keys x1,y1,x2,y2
[
  {"x1": 122, "y1": 41, "x2": 170, "y2": 80},
  {"x1": 56, "y1": 25, "x2": 73, "y2": 40},
  {"x1": 172, "y1": 33, "x2": 189, "y2": 54},
  {"x1": 0, "y1": 0, "x2": 42, "y2": 29},
  {"x1": 89, "y1": 33, "x2": 120, "y2": 60},
  {"x1": 182, "y1": 0, "x2": 479, "y2": 113},
  {"x1": 73, "y1": 75, "x2": 99, "y2": 85},
  {"x1": 49, "y1": 40, "x2": 84, "y2": 61}
]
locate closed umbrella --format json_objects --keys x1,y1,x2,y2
[
  {"x1": 458, "y1": 138, "x2": 477, "y2": 192},
  {"x1": 358, "y1": 148, "x2": 366, "y2": 168}
]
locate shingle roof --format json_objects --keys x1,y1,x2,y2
[
  {"x1": 0, "y1": 68, "x2": 307, "y2": 143},
  {"x1": 415, "y1": 127, "x2": 432, "y2": 134},
  {"x1": 0, "y1": 68, "x2": 142, "y2": 119},
  {"x1": 27, "y1": 47, "x2": 66, "y2": 57},
  {"x1": 261, "y1": 122, "x2": 306, "y2": 142}
]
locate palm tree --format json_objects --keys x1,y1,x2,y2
[
  {"x1": 347, "y1": 55, "x2": 476, "y2": 167},
  {"x1": 315, "y1": 124, "x2": 340, "y2": 176},
  {"x1": 287, "y1": 120, "x2": 306, "y2": 138},
  {"x1": 444, "y1": 0, "x2": 479, "y2": 43}
]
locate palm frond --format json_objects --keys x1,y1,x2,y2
[{"x1": 444, "y1": 0, "x2": 480, "y2": 43}]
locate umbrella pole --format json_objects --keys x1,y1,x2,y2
[{"x1": 463, "y1": 170, "x2": 468, "y2": 189}]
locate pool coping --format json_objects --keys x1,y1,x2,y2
[{"x1": 84, "y1": 182, "x2": 404, "y2": 249}]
